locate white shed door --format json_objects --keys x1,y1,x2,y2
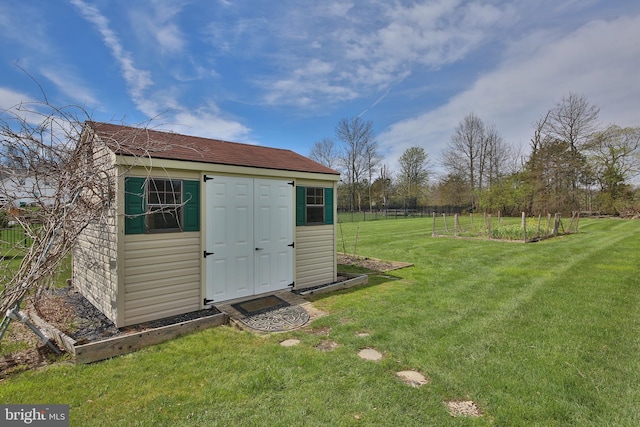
[{"x1": 205, "y1": 176, "x2": 293, "y2": 303}]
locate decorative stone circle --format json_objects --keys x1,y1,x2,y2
[
  {"x1": 279, "y1": 339, "x2": 301, "y2": 347},
  {"x1": 357, "y1": 348, "x2": 383, "y2": 361},
  {"x1": 238, "y1": 305, "x2": 309, "y2": 332},
  {"x1": 445, "y1": 400, "x2": 482, "y2": 417},
  {"x1": 396, "y1": 370, "x2": 430, "y2": 387}
]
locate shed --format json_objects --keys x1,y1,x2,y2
[{"x1": 73, "y1": 122, "x2": 340, "y2": 328}]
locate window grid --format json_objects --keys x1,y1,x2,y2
[
  {"x1": 147, "y1": 179, "x2": 183, "y2": 231},
  {"x1": 306, "y1": 187, "x2": 324, "y2": 224}
]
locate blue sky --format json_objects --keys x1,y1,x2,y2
[{"x1": 1, "y1": 1, "x2": 639, "y2": 176}]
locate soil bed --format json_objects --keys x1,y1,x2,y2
[{"x1": 337, "y1": 254, "x2": 413, "y2": 272}]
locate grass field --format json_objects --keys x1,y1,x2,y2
[{"x1": 1, "y1": 218, "x2": 639, "y2": 426}]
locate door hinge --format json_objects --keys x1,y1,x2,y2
[
  {"x1": 288, "y1": 242, "x2": 295, "y2": 248},
  {"x1": 203, "y1": 175, "x2": 214, "y2": 182},
  {"x1": 203, "y1": 251, "x2": 214, "y2": 258},
  {"x1": 288, "y1": 281, "x2": 295, "y2": 288},
  {"x1": 203, "y1": 298, "x2": 214, "y2": 305}
]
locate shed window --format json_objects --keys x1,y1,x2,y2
[
  {"x1": 296, "y1": 186, "x2": 334, "y2": 226},
  {"x1": 147, "y1": 179, "x2": 182, "y2": 231},
  {"x1": 306, "y1": 187, "x2": 325, "y2": 224},
  {"x1": 125, "y1": 177, "x2": 200, "y2": 235}
]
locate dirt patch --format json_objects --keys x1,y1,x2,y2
[
  {"x1": 338, "y1": 254, "x2": 412, "y2": 273},
  {"x1": 305, "y1": 326, "x2": 331, "y2": 336},
  {"x1": 316, "y1": 340, "x2": 339, "y2": 352},
  {"x1": 1, "y1": 319, "x2": 57, "y2": 378},
  {"x1": 0, "y1": 343, "x2": 61, "y2": 378},
  {"x1": 445, "y1": 400, "x2": 482, "y2": 417}
]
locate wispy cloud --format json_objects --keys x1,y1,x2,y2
[
  {"x1": 128, "y1": 0, "x2": 187, "y2": 55},
  {"x1": 258, "y1": 1, "x2": 515, "y2": 108},
  {"x1": 70, "y1": 0, "x2": 153, "y2": 115},
  {"x1": 39, "y1": 67, "x2": 98, "y2": 107},
  {"x1": 71, "y1": 0, "x2": 250, "y2": 141},
  {"x1": 378, "y1": 12, "x2": 640, "y2": 174}
]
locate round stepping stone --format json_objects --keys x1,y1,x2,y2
[
  {"x1": 280, "y1": 339, "x2": 300, "y2": 347},
  {"x1": 357, "y1": 348, "x2": 383, "y2": 361},
  {"x1": 396, "y1": 370, "x2": 429, "y2": 387}
]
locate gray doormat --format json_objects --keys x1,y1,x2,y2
[
  {"x1": 231, "y1": 295, "x2": 290, "y2": 316},
  {"x1": 238, "y1": 305, "x2": 310, "y2": 332}
]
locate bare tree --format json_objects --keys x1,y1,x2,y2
[
  {"x1": 590, "y1": 125, "x2": 640, "y2": 213},
  {"x1": 0, "y1": 99, "x2": 113, "y2": 345},
  {"x1": 544, "y1": 93, "x2": 600, "y2": 209},
  {"x1": 371, "y1": 164, "x2": 392, "y2": 210},
  {"x1": 309, "y1": 137, "x2": 339, "y2": 169},
  {"x1": 546, "y1": 92, "x2": 600, "y2": 153},
  {"x1": 483, "y1": 125, "x2": 510, "y2": 189},
  {"x1": 441, "y1": 113, "x2": 487, "y2": 210},
  {"x1": 335, "y1": 117, "x2": 377, "y2": 211},
  {"x1": 398, "y1": 146, "x2": 430, "y2": 209}
]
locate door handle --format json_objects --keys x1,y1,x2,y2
[{"x1": 255, "y1": 247, "x2": 264, "y2": 251}]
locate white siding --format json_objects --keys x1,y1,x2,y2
[
  {"x1": 295, "y1": 224, "x2": 336, "y2": 288},
  {"x1": 73, "y1": 141, "x2": 119, "y2": 324},
  {"x1": 123, "y1": 233, "x2": 201, "y2": 326},
  {"x1": 73, "y1": 207, "x2": 119, "y2": 324}
]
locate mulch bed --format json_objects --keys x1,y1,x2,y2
[
  {"x1": 35, "y1": 287, "x2": 221, "y2": 345},
  {"x1": 1, "y1": 287, "x2": 221, "y2": 377},
  {"x1": 337, "y1": 254, "x2": 412, "y2": 272}
]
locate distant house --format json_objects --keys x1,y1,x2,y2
[
  {"x1": 0, "y1": 173, "x2": 56, "y2": 207},
  {"x1": 73, "y1": 122, "x2": 340, "y2": 327}
]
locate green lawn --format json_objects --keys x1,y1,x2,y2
[{"x1": 1, "y1": 218, "x2": 639, "y2": 426}]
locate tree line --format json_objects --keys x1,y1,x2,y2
[{"x1": 310, "y1": 93, "x2": 640, "y2": 216}]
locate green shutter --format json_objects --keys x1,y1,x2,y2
[
  {"x1": 124, "y1": 177, "x2": 146, "y2": 235},
  {"x1": 296, "y1": 186, "x2": 306, "y2": 226},
  {"x1": 183, "y1": 180, "x2": 200, "y2": 232},
  {"x1": 324, "y1": 187, "x2": 334, "y2": 225}
]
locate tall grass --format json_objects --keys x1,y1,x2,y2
[{"x1": 1, "y1": 218, "x2": 639, "y2": 426}]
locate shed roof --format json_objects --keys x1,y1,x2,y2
[{"x1": 88, "y1": 122, "x2": 340, "y2": 176}]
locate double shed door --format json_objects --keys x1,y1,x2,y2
[{"x1": 205, "y1": 176, "x2": 293, "y2": 302}]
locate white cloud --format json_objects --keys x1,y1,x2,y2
[
  {"x1": 0, "y1": 87, "x2": 36, "y2": 111},
  {"x1": 170, "y1": 107, "x2": 252, "y2": 142},
  {"x1": 70, "y1": 0, "x2": 153, "y2": 114},
  {"x1": 263, "y1": 59, "x2": 358, "y2": 107},
  {"x1": 39, "y1": 67, "x2": 99, "y2": 107},
  {"x1": 257, "y1": 1, "x2": 515, "y2": 108},
  {"x1": 378, "y1": 12, "x2": 640, "y2": 175},
  {"x1": 129, "y1": 1, "x2": 187, "y2": 55},
  {"x1": 71, "y1": 0, "x2": 249, "y2": 140}
]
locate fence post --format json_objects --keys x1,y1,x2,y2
[
  {"x1": 432, "y1": 212, "x2": 436, "y2": 236},
  {"x1": 522, "y1": 212, "x2": 527, "y2": 243},
  {"x1": 552, "y1": 213, "x2": 560, "y2": 236},
  {"x1": 454, "y1": 213, "x2": 458, "y2": 237},
  {"x1": 443, "y1": 213, "x2": 448, "y2": 233},
  {"x1": 487, "y1": 214, "x2": 492, "y2": 239}
]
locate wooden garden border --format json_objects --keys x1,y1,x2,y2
[{"x1": 28, "y1": 308, "x2": 228, "y2": 364}]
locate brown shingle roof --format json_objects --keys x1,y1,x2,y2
[{"x1": 88, "y1": 122, "x2": 340, "y2": 176}]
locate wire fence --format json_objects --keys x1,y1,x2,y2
[
  {"x1": 338, "y1": 207, "x2": 468, "y2": 223},
  {"x1": 0, "y1": 225, "x2": 35, "y2": 259},
  {"x1": 431, "y1": 212, "x2": 580, "y2": 242}
]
